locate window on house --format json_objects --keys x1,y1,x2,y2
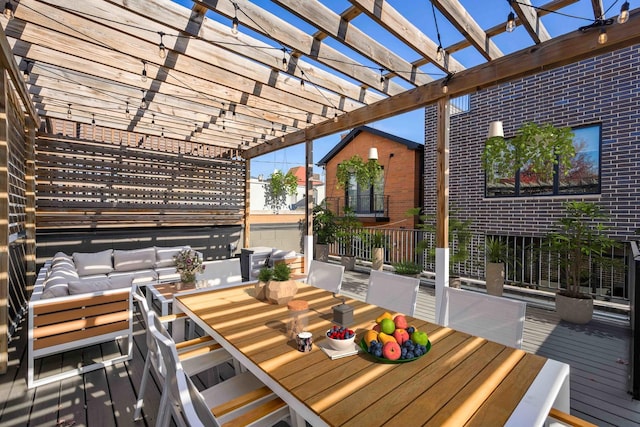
[
  {"x1": 345, "y1": 171, "x2": 385, "y2": 214},
  {"x1": 486, "y1": 124, "x2": 601, "y2": 198}
]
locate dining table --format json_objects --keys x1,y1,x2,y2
[{"x1": 174, "y1": 282, "x2": 570, "y2": 427}]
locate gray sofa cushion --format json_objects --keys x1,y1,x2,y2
[
  {"x1": 155, "y1": 246, "x2": 190, "y2": 268},
  {"x1": 73, "y1": 249, "x2": 114, "y2": 276},
  {"x1": 113, "y1": 247, "x2": 156, "y2": 272},
  {"x1": 109, "y1": 269, "x2": 158, "y2": 285},
  {"x1": 41, "y1": 275, "x2": 70, "y2": 299},
  {"x1": 68, "y1": 276, "x2": 131, "y2": 295}
]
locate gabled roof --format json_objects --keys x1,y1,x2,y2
[{"x1": 317, "y1": 125, "x2": 422, "y2": 166}]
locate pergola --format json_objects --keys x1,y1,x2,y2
[{"x1": 1, "y1": 0, "x2": 639, "y2": 372}]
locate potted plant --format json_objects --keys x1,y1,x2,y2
[
  {"x1": 485, "y1": 236, "x2": 508, "y2": 296},
  {"x1": 335, "y1": 154, "x2": 382, "y2": 190},
  {"x1": 543, "y1": 201, "x2": 620, "y2": 324},
  {"x1": 481, "y1": 122, "x2": 575, "y2": 182},
  {"x1": 265, "y1": 262, "x2": 298, "y2": 305},
  {"x1": 254, "y1": 266, "x2": 273, "y2": 301},
  {"x1": 367, "y1": 230, "x2": 387, "y2": 271},
  {"x1": 409, "y1": 206, "x2": 473, "y2": 288},
  {"x1": 312, "y1": 203, "x2": 337, "y2": 261},
  {"x1": 263, "y1": 169, "x2": 298, "y2": 214},
  {"x1": 392, "y1": 261, "x2": 422, "y2": 278},
  {"x1": 335, "y1": 207, "x2": 362, "y2": 271},
  {"x1": 174, "y1": 248, "x2": 204, "y2": 285}
]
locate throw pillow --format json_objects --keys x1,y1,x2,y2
[
  {"x1": 73, "y1": 249, "x2": 114, "y2": 276},
  {"x1": 113, "y1": 247, "x2": 156, "y2": 272}
]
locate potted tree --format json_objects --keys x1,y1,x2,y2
[
  {"x1": 265, "y1": 262, "x2": 298, "y2": 305},
  {"x1": 482, "y1": 122, "x2": 575, "y2": 182},
  {"x1": 367, "y1": 230, "x2": 387, "y2": 271},
  {"x1": 263, "y1": 169, "x2": 298, "y2": 214},
  {"x1": 544, "y1": 201, "x2": 620, "y2": 324},
  {"x1": 312, "y1": 204, "x2": 337, "y2": 261},
  {"x1": 335, "y1": 207, "x2": 362, "y2": 271},
  {"x1": 485, "y1": 236, "x2": 508, "y2": 296}
]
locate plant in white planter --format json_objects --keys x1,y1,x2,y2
[
  {"x1": 263, "y1": 170, "x2": 298, "y2": 214},
  {"x1": 335, "y1": 207, "x2": 362, "y2": 271},
  {"x1": 366, "y1": 230, "x2": 388, "y2": 271},
  {"x1": 485, "y1": 236, "x2": 508, "y2": 297},
  {"x1": 544, "y1": 201, "x2": 620, "y2": 324}
]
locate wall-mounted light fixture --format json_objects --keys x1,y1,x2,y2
[
  {"x1": 487, "y1": 121, "x2": 504, "y2": 138},
  {"x1": 368, "y1": 147, "x2": 379, "y2": 161}
]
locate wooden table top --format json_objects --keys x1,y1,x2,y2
[
  {"x1": 175, "y1": 283, "x2": 549, "y2": 426},
  {"x1": 151, "y1": 281, "x2": 198, "y2": 300}
]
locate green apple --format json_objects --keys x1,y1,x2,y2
[
  {"x1": 380, "y1": 318, "x2": 395, "y2": 334},
  {"x1": 411, "y1": 330, "x2": 428, "y2": 346}
]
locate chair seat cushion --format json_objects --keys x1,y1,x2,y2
[
  {"x1": 68, "y1": 276, "x2": 132, "y2": 295},
  {"x1": 109, "y1": 269, "x2": 158, "y2": 285}
]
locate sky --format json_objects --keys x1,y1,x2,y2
[{"x1": 169, "y1": 0, "x2": 618, "y2": 179}]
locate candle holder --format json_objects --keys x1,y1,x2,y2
[{"x1": 332, "y1": 293, "x2": 353, "y2": 326}]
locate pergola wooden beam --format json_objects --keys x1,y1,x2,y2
[
  {"x1": 511, "y1": 0, "x2": 552, "y2": 44},
  {"x1": 245, "y1": 7, "x2": 640, "y2": 158},
  {"x1": 272, "y1": 0, "x2": 433, "y2": 87},
  {"x1": 349, "y1": 0, "x2": 465, "y2": 74}
]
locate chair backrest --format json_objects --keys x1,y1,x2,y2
[
  {"x1": 197, "y1": 258, "x2": 243, "y2": 288},
  {"x1": 148, "y1": 310, "x2": 219, "y2": 427},
  {"x1": 132, "y1": 287, "x2": 166, "y2": 377},
  {"x1": 306, "y1": 260, "x2": 345, "y2": 294},
  {"x1": 365, "y1": 270, "x2": 420, "y2": 316},
  {"x1": 438, "y1": 287, "x2": 526, "y2": 349}
]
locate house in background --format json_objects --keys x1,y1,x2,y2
[{"x1": 318, "y1": 125, "x2": 423, "y2": 228}]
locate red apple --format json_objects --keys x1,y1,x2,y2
[
  {"x1": 382, "y1": 341, "x2": 401, "y2": 360},
  {"x1": 393, "y1": 328, "x2": 410, "y2": 345},
  {"x1": 393, "y1": 314, "x2": 408, "y2": 330},
  {"x1": 372, "y1": 323, "x2": 381, "y2": 333}
]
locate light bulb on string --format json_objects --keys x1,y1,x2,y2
[
  {"x1": 231, "y1": 3, "x2": 239, "y2": 35},
  {"x1": 281, "y1": 48, "x2": 288, "y2": 70},
  {"x1": 150, "y1": 113, "x2": 155, "y2": 128},
  {"x1": 91, "y1": 113, "x2": 96, "y2": 127},
  {"x1": 598, "y1": 27, "x2": 608, "y2": 45},
  {"x1": 125, "y1": 101, "x2": 130, "y2": 120},
  {"x1": 506, "y1": 11, "x2": 516, "y2": 32},
  {"x1": 141, "y1": 61, "x2": 147, "y2": 82},
  {"x1": 333, "y1": 112, "x2": 338, "y2": 123},
  {"x1": 158, "y1": 31, "x2": 166, "y2": 59},
  {"x1": 3, "y1": 1, "x2": 14, "y2": 20},
  {"x1": 140, "y1": 89, "x2": 147, "y2": 109},
  {"x1": 67, "y1": 104, "x2": 72, "y2": 119},
  {"x1": 220, "y1": 102, "x2": 226, "y2": 117},
  {"x1": 436, "y1": 45, "x2": 443, "y2": 62},
  {"x1": 618, "y1": 1, "x2": 630, "y2": 24}
]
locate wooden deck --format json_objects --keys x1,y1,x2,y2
[{"x1": 1, "y1": 267, "x2": 639, "y2": 426}]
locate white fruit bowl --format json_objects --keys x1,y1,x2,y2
[{"x1": 325, "y1": 330, "x2": 356, "y2": 351}]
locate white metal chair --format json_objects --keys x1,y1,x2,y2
[
  {"x1": 305, "y1": 260, "x2": 345, "y2": 294},
  {"x1": 365, "y1": 270, "x2": 420, "y2": 316},
  {"x1": 149, "y1": 310, "x2": 290, "y2": 427},
  {"x1": 131, "y1": 287, "x2": 235, "y2": 421},
  {"x1": 438, "y1": 287, "x2": 527, "y2": 349}
]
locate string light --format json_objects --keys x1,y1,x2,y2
[
  {"x1": 67, "y1": 103, "x2": 72, "y2": 119},
  {"x1": 3, "y1": 1, "x2": 13, "y2": 20},
  {"x1": 161, "y1": 127, "x2": 165, "y2": 142},
  {"x1": 506, "y1": 11, "x2": 516, "y2": 32},
  {"x1": 125, "y1": 101, "x2": 130, "y2": 120},
  {"x1": 306, "y1": 113, "x2": 312, "y2": 124},
  {"x1": 91, "y1": 113, "x2": 96, "y2": 126},
  {"x1": 442, "y1": 73, "x2": 453, "y2": 94},
  {"x1": 333, "y1": 112, "x2": 338, "y2": 123},
  {"x1": 141, "y1": 60, "x2": 147, "y2": 82},
  {"x1": 158, "y1": 31, "x2": 166, "y2": 59},
  {"x1": 220, "y1": 102, "x2": 226, "y2": 117},
  {"x1": 151, "y1": 113, "x2": 155, "y2": 128},
  {"x1": 270, "y1": 122, "x2": 275, "y2": 136},
  {"x1": 598, "y1": 27, "x2": 608, "y2": 44},
  {"x1": 618, "y1": 1, "x2": 630, "y2": 24},
  {"x1": 140, "y1": 89, "x2": 147, "y2": 109},
  {"x1": 23, "y1": 59, "x2": 31, "y2": 82},
  {"x1": 281, "y1": 48, "x2": 288, "y2": 70},
  {"x1": 436, "y1": 45, "x2": 443, "y2": 62},
  {"x1": 300, "y1": 70, "x2": 305, "y2": 90},
  {"x1": 222, "y1": 120, "x2": 226, "y2": 131},
  {"x1": 231, "y1": 2, "x2": 239, "y2": 35},
  {"x1": 379, "y1": 68, "x2": 385, "y2": 86}
]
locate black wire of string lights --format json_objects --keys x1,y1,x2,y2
[{"x1": 506, "y1": 0, "x2": 630, "y2": 45}]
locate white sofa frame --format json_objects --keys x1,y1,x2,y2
[{"x1": 28, "y1": 261, "x2": 133, "y2": 388}]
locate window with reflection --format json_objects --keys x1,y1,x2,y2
[{"x1": 486, "y1": 124, "x2": 601, "y2": 197}]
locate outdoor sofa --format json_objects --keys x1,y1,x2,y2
[{"x1": 27, "y1": 245, "x2": 198, "y2": 388}]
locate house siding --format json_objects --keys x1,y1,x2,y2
[{"x1": 423, "y1": 46, "x2": 640, "y2": 240}]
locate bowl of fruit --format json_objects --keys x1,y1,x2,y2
[
  {"x1": 359, "y1": 312, "x2": 431, "y2": 363},
  {"x1": 325, "y1": 325, "x2": 356, "y2": 351}
]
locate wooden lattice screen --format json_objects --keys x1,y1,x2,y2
[{"x1": 35, "y1": 121, "x2": 246, "y2": 229}]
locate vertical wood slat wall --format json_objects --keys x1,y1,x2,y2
[
  {"x1": 0, "y1": 69, "x2": 32, "y2": 374},
  {"x1": 35, "y1": 121, "x2": 247, "y2": 229}
]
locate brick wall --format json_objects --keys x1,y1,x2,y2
[{"x1": 424, "y1": 46, "x2": 640, "y2": 240}]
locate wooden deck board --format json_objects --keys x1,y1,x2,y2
[{"x1": 1, "y1": 266, "x2": 639, "y2": 426}]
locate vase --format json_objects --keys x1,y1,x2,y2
[
  {"x1": 180, "y1": 271, "x2": 196, "y2": 285},
  {"x1": 266, "y1": 279, "x2": 298, "y2": 305}
]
